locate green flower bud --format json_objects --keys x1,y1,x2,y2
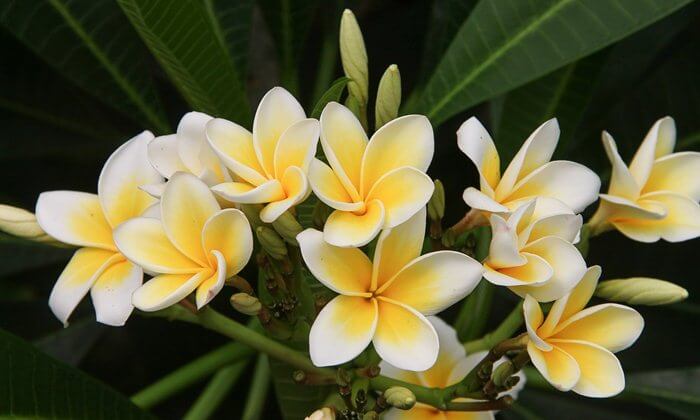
[
  {"x1": 340, "y1": 9, "x2": 368, "y2": 128},
  {"x1": 375, "y1": 64, "x2": 401, "y2": 129},
  {"x1": 491, "y1": 359, "x2": 514, "y2": 387},
  {"x1": 596, "y1": 277, "x2": 688, "y2": 306},
  {"x1": 0, "y1": 204, "x2": 55, "y2": 243},
  {"x1": 383, "y1": 386, "x2": 416, "y2": 410},
  {"x1": 272, "y1": 211, "x2": 303, "y2": 246},
  {"x1": 230, "y1": 293, "x2": 262, "y2": 316},
  {"x1": 256, "y1": 226, "x2": 287, "y2": 260},
  {"x1": 427, "y1": 179, "x2": 445, "y2": 222}
]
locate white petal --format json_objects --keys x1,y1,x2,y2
[
  {"x1": 552, "y1": 303, "x2": 644, "y2": 352},
  {"x1": 488, "y1": 214, "x2": 526, "y2": 268},
  {"x1": 629, "y1": 116, "x2": 676, "y2": 188},
  {"x1": 613, "y1": 192, "x2": 700, "y2": 243},
  {"x1": 140, "y1": 183, "x2": 166, "y2": 199},
  {"x1": 274, "y1": 118, "x2": 320, "y2": 178},
  {"x1": 550, "y1": 339, "x2": 625, "y2": 398},
  {"x1": 539, "y1": 265, "x2": 601, "y2": 337},
  {"x1": 644, "y1": 151, "x2": 700, "y2": 200},
  {"x1": 202, "y1": 209, "x2": 253, "y2": 277},
  {"x1": 523, "y1": 295, "x2": 551, "y2": 351},
  {"x1": 211, "y1": 180, "x2": 285, "y2": 204},
  {"x1": 462, "y1": 187, "x2": 508, "y2": 213},
  {"x1": 457, "y1": 117, "x2": 500, "y2": 192},
  {"x1": 91, "y1": 259, "x2": 142, "y2": 326},
  {"x1": 365, "y1": 166, "x2": 434, "y2": 228},
  {"x1": 132, "y1": 270, "x2": 210, "y2": 312},
  {"x1": 308, "y1": 159, "x2": 364, "y2": 212},
  {"x1": 176, "y1": 111, "x2": 213, "y2": 176},
  {"x1": 601, "y1": 131, "x2": 639, "y2": 200},
  {"x1": 148, "y1": 134, "x2": 187, "y2": 178},
  {"x1": 206, "y1": 118, "x2": 268, "y2": 186}
]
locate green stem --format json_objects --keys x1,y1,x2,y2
[
  {"x1": 464, "y1": 301, "x2": 524, "y2": 354},
  {"x1": 241, "y1": 355, "x2": 271, "y2": 420},
  {"x1": 183, "y1": 360, "x2": 249, "y2": 420},
  {"x1": 455, "y1": 280, "x2": 495, "y2": 341}
]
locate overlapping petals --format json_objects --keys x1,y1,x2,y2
[
  {"x1": 114, "y1": 173, "x2": 253, "y2": 311},
  {"x1": 308, "y1": 102, "x2": 435, "y2": 247},
  {"x1": 524, "y1": 266, "x2": 644, "y2": 397},
  {"x1": 37, "y1": 131, "x2": 162, "y2": 326},
  {"x1": 590, "y1": 117, "x2": 700, "y2": 242},
  {"x1": 206, "y1": 87, "x2": 318, "y2": 222},
  {"x1": 299, "y1": 209, "x2": 482, "y2": 370}
]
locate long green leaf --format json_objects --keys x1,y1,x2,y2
[
  {"x1": 416, "y1": 0, "x2": 693, "y2": 126},
  {"x1": 117, "y1": 0, "x2": 253, "y2": 125},
  {"x1": 310, "y1": 77, "x2": 349, "y2": 119},
  {"x1": 0, "y1": 0, "x2": 169, "y2": 133},
  {"x1": 0, "y1": 327, "x2": 154, "y2": 419},
  {"x1": 627, "y1": 367, "x2": 700, "y2": 419}
]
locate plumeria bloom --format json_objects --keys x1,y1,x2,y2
[
  {"x1": 143, "y1": 112, "x2": 231, "y2": 197},
  {"x1": 483, "y1": 199, "x2": 586, "y2": 302},
  {"x1": 205, "y1": 87, "x2": 319, "y2": 223},
  {"x1": 458, "y1": 117, "x2": 600, "y2": 217},
  {"x1": 308, "y1": 102, "x2": 434, "y2": 247},
  {"x1": 35, "y1": 132, "x2": 163, "y2": 326},
  {"x1": 381, "y1": 317, "x2": 525, "y2": 420},
  {"x1": 114, "y1": 172, "x2": 253, "y2": 310},
  {"x1": 524, "y1": 266, "x2": 644, "y2": 397},
  {"x1": 298, "y1": 208, "x2": 482, "y2": 370},
  {"x1": 588, "y1": 117, "x2": 700, "y2": 242}
]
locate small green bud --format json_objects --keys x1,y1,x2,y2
[
  {"x1": 596, "y1": 277, "x2": 688, "y2": 306},
  {"x1": 375, "y1": 64, "x2": 401, "y2": 129},
  {"x1": 0, "y1": 204, "x2": 55, "y2": 243},
  {"x1": 230, "y1": 293, "x2": 262, "y2": 316},
  {"x1": 272, "y1": 211, "x2": 303, "y2": 245},
  {"x1": 256, "y1": 226, "x2": 287, "y2": 260},
  {"x1": 427, "y1": 179, "x2": 445, "y2": 222},
  {"x1": 491, "y1": 360, "x2": 514, "y2": 387},
  {"x1": 383, "y1": 386, "x2": 416, "y2": 410},
  {"x1": 340, "y1": 9, "x2": 368, "y2": 128}
]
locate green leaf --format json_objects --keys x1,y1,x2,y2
[
  {"x1": 0, "y1": 0, "x2": 169, "y2": 133},
  {"x1": 416, "y1": 0, "x2": 694, "y2": 126},
  {"x1": 117, "y1": 0, "x2": 253, "y2": 125},
  {"x1": 0, "y1": 234, "x2": 71, "y2": 277},
  {"x1": 269, "y1": 357, "x2": 331, "y2": 420},
  {"x1": 627, "y1": 367, "x2": 700, "y2": 419},
  {"x1": 310, "y1": 77, "x2": 350, "y2": 119},
  {"x1": 0, "y1": 327, "x2": 154, "y2": 419}
]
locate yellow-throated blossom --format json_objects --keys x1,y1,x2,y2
[
  {"x1": 589, "y1": 117, "x2": 700, "y2": 242},
  {"x1": 143, "y1": 112, "x2": 231, "y2": 197},
  {"x1": 114, "y1": 172, "x2": 253, "y2": 311},
  {"x1": 380, "y1": 317, "x2": 525, "y2": 420},
  {"x1": 308, "y1": 102, "x2": 434, "y2": 247},
  {"x1": 483, "y1": 199, "x2": 586, "y2": 302},
  {"x1": 458, "y1": 117, "x2": 600, "y2": 216},
  {"x1": 36, "y1": 132, "x2": 162, "y2": 326},
  {"x1": 205, "y1": 87, "x2": 319, "y2": 223},
  {"x1": 298, "y1": 208, "x2": 482, "y2": 370},
  {"x1": 524, "y1": 266, "x2": 644, "y2": 397}
]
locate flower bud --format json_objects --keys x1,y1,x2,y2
[
  {"x1": 491, "y1": 359, "x2": 514, "y2": 387},
  {"x1": 375, "y1": 64, "x2": 401, "y2": 129},
  {"x1": 0, "y1": 204, "x2": 54, "y2": 243},
  {"x1": 427, "y1": 179, "x2": 445, "y2": 222},
  {"x1": 256, "y1": 226, "x2": 287, "y2": 260},
  {"x1": 272, "y1": 211, "x2": 303, "y2": 245},
  {"x1": 230, "y1": 293, "x2": 262, "y2": 316},
  {"x1": 383, "y1": 386, "x2": 416, "y2": 410},
  {"x1": 596, "y1": 277, "x2": 688, "y2": 306},
  {"x1": 340, "y1": 9, "x2": 368, "y2": 127},
  {"x1": 305, "y1": 407, "x2": 335, "y2": 420}
]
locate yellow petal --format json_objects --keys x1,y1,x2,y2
[
  {"x1": 91, "y1": 259, "x2": 142, "y2": 326},
  {"x1": 365, "y1": 166, "x2": 434, "y2": 228},
  {"x1": 195, "y1": 250, "x2": 227, "y2": 308},
  {"x1": 297, "y1": 228, "x2": 372, "y2": 296},
  {"x1": 308, "y1": 159, "x2": 364, "y2": 212},
  {"x1": 552, "y1": 303, "x2": 644, "y2": 352},
  {"x1": 161, "y1": 172, "x2": 220, "y2": 265},
  {"x1": 527, "y1": 341, "x2": 580, "y2": 391},
  {"x1": 323, "y1": 200, "x2": 385, "y2": 247},
  {"x1": 628, "y1": 116, "x2": 675, "y2": 189},
  {"x1": 274, "y1": 118, "x2": 320, "y2": 178},
  {"x1": 539, "y1": 265, "x2": 601, "y2": 337},
  {"x1": 550, "y1": 339, "x2": 625, "y2": 398},
  {"x1": 417, "y1": 316, "x2": 468, "y2": 388},
  {"x1": 457, "y1": 117, "x2": 501, "y2": 193},
  {"x1": 484, "y1": 252, "x2": 552, "y2": 287},
  {"x1": 309, "y1": 295, "x2": 377, "y2": 366},
  {"x1": 202, "y1": 209, "x2": 253, "y2": 278},
  {"x1": 211, "y1": 180, "x2": 285, "y2": 204},
  {"x1": 132, "y1": 270, "x2": 211, "y2": 312},
  {"x1": 259, "y1": 166, "x2": 309, "y2": 223},
  {"x1": 523, "y1": 295, "x2": 551, "y2": 351},
  {"x1": 601, "y1": 131, "x2": 639, "y2": 200},
  {"x1": 206, "y1": 118, "x2": 267, "y2": 186},
  {"x1": 36, "y1": 191, "x2": 115, "y2": 250},
  {"x1": 612, "y1": 192, "x2": 700, "y2": 243},
  {"x1": 595, "y1": 193, "x2": 666, "y2": 228},
  {"x1": 643, "y1": 151, "x2": 700, "y2": 200},
  {"x1": 361, "y1": 115, "x2": 433, "y2": 196}
]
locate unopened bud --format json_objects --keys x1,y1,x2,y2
[
  {"x1": 305, "y1": 407, "x2": 335, "y2": 420},
  {"x1": 230, "y1": 293, "x2": 262, "y2": 316},
  {"x1": 272, "y1": 211, "x2": 303, "y2": 245},
  {"x1": 340, "y1": 9, "x2": 368, "y2": 128},
  {"x1": 383, "y1": 386, "x2": 416, "y2": 410},
  {"x1": 596, "y1": 277, "x2": 688, "y2": 306},
  {"x1": 0, "y1": 205, "x2": 54, "y2": 243},
  {"x1": 491, "y1": 360, "x2": 514, "y2": 387},
  {"x1": 256, "y1": 226, "x2": 287, "y2": 260},
  {"x1": 427, "y1": 179, "x2": 445, "y2": 222},
  {"x1": 375, "y1": 64, "x2": 401, "y2": 129}
]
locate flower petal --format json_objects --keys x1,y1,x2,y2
[
  {"x1": 148, "y1": 134, "x2": 187, "y2": 178},
  {"x1": 274, "y1": 118, "x2": 320, "y2": 178},
  {"x1": 140, "y1": 183, "x2": 166, "y2": 199},
  {"x1": 484, "y1": 252, "x2": 552, "y2": 287},
  {"x1": 601, "y1": 131, "x2": 639, "y2": 200},
  {"x1": 457, "y1": 117, "x2": 501, "y2": 193},
  {"x1": 361, "y1": 115, "x2": 434, "y2": 195},
  {"x1": 297, "y1": 228, "x2": 372, "y2": 295},
  {"x1": 527, "y1": 341, "x2": 580, "y2": 392},
  {"x1": 48, "y1": 248, "x2": 118, "y2": 326},
  {"x1": 195, "y1": 250, "x2": 227, "y2": 308},
  {"x1": 202, "y1": 209, "x2": 253, "y2": 278},
  {"x1": 550, "y1": 339, "x2": 625, "y2": 398},
  {"x1": 114, "y1": 217, "x2": 201, "y2": 274},
  {"x1": 643, "y1": 151, "x2": 700, "y2": 200},
  {"x1": 382, "y1": 405, "x2": 446, "y2": 420},
  {"x1": 365, "y1": 166, "x2": 434, "y2": 228},
  {"x1": 323, "y1": 200, "x2": 385, "y2": 247},
  {"x1": 36, "y1": 191, "x2": 115, "y2": 250},
  {"x1": 539, "y1": 265, "x2": 601, "y2": 337},
  {"x1": 319, "y1": 102, "x2": 367, "y2": 199},
  {"x1": 379, "y1": 251, "x2": 482, "y2": 315},
  {"x1": 373, "y1": 298, "x2": 439, "y2": 371},
  {"x1": 206, "y1": 118, "x2": 267, "y2": 186},
  {"x1": 132, "y1": 270, "x2": 210, "y2": 312},
  {"x1": 98, "y1": 131, "x2": 162, "y2": 227},
  {"x1": 487, "y1": 214, "x2": 526, "y2": 268},
  {"x1": 612, "y1": 192, "x2": 700, "y2": 243},
  {"x1": 523, "y1": 295, "x2": 551, "y2": 351},
  {"x1": 524, "y1": 213, "x2": 582, "y2": 245},
  {"x1": 629, "y1": 116, "x2": 676, "y2": 188},
  {"x1": 462, "y1": 187, "x2": 509, "y2": 213},
  {"x1": 308, "y1": 158, "x2": 365, "y2": 212},
  {"x1": 254, "y1": 87, "x2": 306, "y2": 178},
  {"x1": 211, "y1": 180, "x2": 286, "y2": 204},
  {"x1": 417, "y1": 316, "x2": 468, "y2": 388},
  {"x1": 309, "y1": 296, "x2": 378, "y2": 367},
  {"x1": 161, "y1": 172, "x2": 220, "y2": 265},
  {"x1": 259, "y1": 166, "x2": 309, "y2": 223},
  {"x1": 90, "y1": 259, "x2": 142, "y2": 326},
  {"x1": 176, "y1": 111, "x2": 213, "y2": 176}
]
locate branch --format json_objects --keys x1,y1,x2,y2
[{"x1": 464, "y1": 300, "x2": 524, "y2": 353}]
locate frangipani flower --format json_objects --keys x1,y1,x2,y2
[
  {"x1": 458, "y1": 117, "x2": 600, "y2": 216},
  {"x1": 524, "y1": 266, "x2": 644, "y2": 397},
  {"x1": 483, "y1": 199, "x2": 586, "y2": 302},
  {"x1": 206, "y1": 87, "x2": 319, "y2": 222},
  {"x1": 35, "y1": 131, "x2": 163, "y2": 326},
  {"x1": 308, "y1": 102, "x2": 434, "y2": 247},
  {"x1": 114, "y1": 172, "x2": 253, "y2": 310},
  {"x1": 380, "y1": 317, "x2": 525, "y2": 420},
  {"x1": 298, "y1": 208, "x2": 482, "y2": 370},
  {"x1": 589, "y1": 117, "x2": 700, "y2": 242},
  {"x1": 144, "y1": 112, "x2": 231, "y2": 197}
]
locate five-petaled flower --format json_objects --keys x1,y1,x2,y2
[
  {"x1": 298, "y1": 208, "x2": 482, "y2": 370},
  {"x1": 589, "y1": 116, "x2": 700, "y2": 242},
  {"x1": 308, "y1": 102, "x2": 435, "y2": 247},
  {"x1": 524, "y1": 266, "x2": 644, "y2": 397},
  {"x1": 206, "y1": 87, "x2": 319, "y2": 223},
  {"x1": 114, "y1": 172, "x2": 253, "y2": 311},
  {"x1": 36, "y1": 132, "x2": 163, "y2": 326}
]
